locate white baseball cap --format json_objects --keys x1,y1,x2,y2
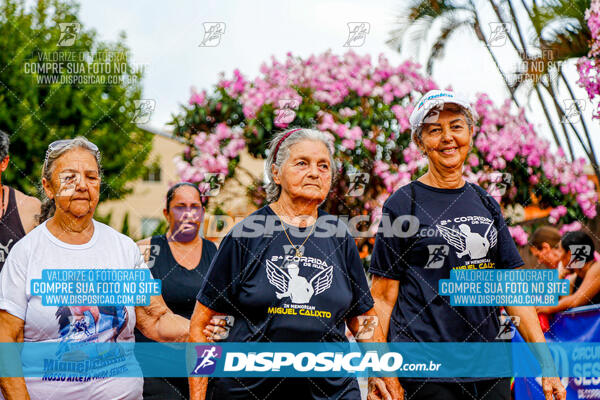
[{"x1": 409, "y1": 90, "x2": 475, "y2": 131}]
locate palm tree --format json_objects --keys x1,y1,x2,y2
[
  {"x1": 388, "y1": 0, "x2": 600, "y2": 184},
  {"x1": 387, "y1": 0, "x2": 521, "y2": 103},
  {"x1": 522, "y1": 0, "x2": 597, "y2": 173}
]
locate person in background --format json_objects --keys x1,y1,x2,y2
[
  {"x1": 135, "y1": 182, "x2": 221, "y2": 400},
  {"x1": 529, "y1": 226, "x2": 563, "y2": 271},
  {"x1": 0, "y1": 137, "x2": 189, "y2": 400},
  {"x1": 0, "y1": 130, "x2": 41, "y2": 271},
  {"x1": 537, "y1": 230, "x2": 600, "y2": 314},
  {"x1": 528, "y1": 226, "x2": 563, "y2": 331}
]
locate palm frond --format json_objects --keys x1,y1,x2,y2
[
  {"x1": 427, "y1": 17, "x2": 475, "y2": 74},
  {"x1": 530, "y1": 0, "x2": 590, "y2": 49},
  {"x1": 534, "y1": 0, "x2": 590, "y2": 25},
  {"x1": 540, "y1": 26, "x2": 590, "y2": 60},
  {"x1": 387, "y1": 0, "x2": 473, "y2": 53}
]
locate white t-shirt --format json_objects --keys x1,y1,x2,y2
[{"x1": 0, "y1": 220, "x2": 144, "y2": 400}]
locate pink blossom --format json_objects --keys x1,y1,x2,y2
[
  {"x1": 559, "y1": 221, "x2": 583, "y2": 235},
  {"x1": 274, "y1": 108, "x2": 296, "y2": 128},
  {"x1": 188, "y1": 87, "x2": 206, "y2": 106},
  {"x1": 363, "y1": 138, "x2": 377, "y2": 153},
  {"x1": 467, "y1": 154, "x2": 479, "y2": 167},
  {"x1": 339, "y1": 107, "x2": 357, "y2": 118},
  {"x1": 508, "y1": 226, "x2": 529, "y2": 246},
  {"x1": 391, "y1": 104, "x2": 412, "y2": 132},
  {"x1": 548, "y1": 206, "x2": 567, "y2": 224},
  {"x1": 335, "y1": 124, "x2": 349, "y2": 138},
  {"x1": 341, "y1": 139, "x2": 356, "y2": 150},
  {"x1": 347, "y1": 126, "x2": 363, "y2": 141},
  {"x1": 528, "y1": 175, "x2": 539, "y2": 185},
  {"x1": 577, "y1": 2, "x2": 600, "y2": 117}
]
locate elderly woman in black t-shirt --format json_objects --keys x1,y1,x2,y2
[
  {"x1": 368, "y1": 90, "x2": 566, "y2": 400},
  {"x1": 189, "y1": 128, "x2": 403, "y2": 400}
]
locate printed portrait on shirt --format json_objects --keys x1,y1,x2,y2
[{"x1": 56, "y1": 305, "x2": 129, "y2": 343}]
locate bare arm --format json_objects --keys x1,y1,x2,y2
[
  {"x1": 364, "y1": 275, "x2": 404, "y2": 400},
  {"x1": 0, "y1": 310, "x2": 29, "y2": 400},
  {"x1": 505, "y1": 306, "x2": 546, "y2": 343},
  {"x1": 15, "y1": 191, "x2": 41, "y2": 234},
  {"x1": 135, "y1": 295, "x2": 189, "y2": 342},
  {"x1": 135, "y1": 239, "x2": 227, "y2": 341},
  {"x1": 347, "y1": 307, "x2": 404, "y2": 400},
  {"x1": 347, "y1": 308, "x2": 387, "y2": 344},
  {"x1": 537, "y1": 262, "x2": 600, "y2": 314},
  {"x1": 505, "y1": 305, "x2": 566, "y2": 400},
  {"x1": 370, "y1": 275, "x2": 400, "y2": 341},
  {"x1": 189, "y1": 301, "x2": 219, "y2": 400},
  {"x1": 135, "y1": 237, "x2": 189, "y2": 341}
]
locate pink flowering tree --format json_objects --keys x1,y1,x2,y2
[
  {"x1": 170, "y1": 50, "x2": 598, "y2": 255},
  {"x1": 578, "y1": 0, "x2": 600, "y2": 118}
]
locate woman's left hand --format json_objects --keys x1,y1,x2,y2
[
  {"x1": 367, "y1": 377, "x2": 404, "y2": 400},
  {"x1": 203, "y1": 316, "x2": 231, "y2": 342},
  {"x1": 541, "y1": 377, "x2": 566, "y2": 400}
]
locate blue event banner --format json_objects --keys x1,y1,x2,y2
[
  {"x1": 439, "y1": 269, "x2": 570, "y2": 306},
  {"x1": 30, "y1": 269, "x2": 161, "y2": 306},
  {"x1": 514, "y1": 304, "x2": 600, "y2": 399},
  {"x1": 0, "y1": 342, "x2": 598, "y2": 379}
]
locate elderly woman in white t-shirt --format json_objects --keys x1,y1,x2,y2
[{"x1": 0, "y1": 137, "x2": 189, "y2": 400}]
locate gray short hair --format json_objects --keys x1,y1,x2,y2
[
  {"x1": 264, "y1": 128, "x2": 337, "y2": 203},
  {"x1": 411, "y1": 103, "x2": 475, "y2": 145},
  {"x1": 38, "y1": 137, "x2": 102, "y2": 223}
]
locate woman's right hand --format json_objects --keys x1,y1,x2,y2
[
  {"x1": 189, "y1": 302, "x2": 220, "y2": 400},
  {"x1": 0, "y1": 310, "x2": 30, "y2": 400},
  {"x1": 203, "y1": 316, "x2": 232, "y2": 342},
  {"x1": 367, "y1": 377, "x2": 404, "y2": 400}
]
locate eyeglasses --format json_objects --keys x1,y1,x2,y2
[{"x1": 45, "y1": 139, "x2": 100, "y2": 163}]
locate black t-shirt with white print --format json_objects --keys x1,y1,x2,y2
[
  {"x1": 369, "y1": 180, "x2": 524, "y2": 344},
  {"x1": 196, "y1": 205, "x2": 374, "y2": 399}
]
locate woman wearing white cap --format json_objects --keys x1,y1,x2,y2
[{"x1": 368, "y1": 90, "x2": 566, "y2": 400}]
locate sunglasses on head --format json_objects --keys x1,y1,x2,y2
[{"x1": 45, "y1": 139, "x2": 99, "y2": 163}]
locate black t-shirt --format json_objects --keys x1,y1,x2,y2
[
  {"x1": 369, "y1": 180, "x2": 524, "y2": 345},
  {"x1": 197, "y1": 205, "x2": 373, "y2": 342},
  {"x1": 136, "y1": 235, "x2": 217, "y2": 343},
  {"x1": 0, "y1": 187, "x2": 26, "y2": 272},
  {"x1": 196, "y1": 205, "x2": 373, "y2": 399},
  {"x1": 135, "y1": 235, "x2": 217, "y2": 398}
]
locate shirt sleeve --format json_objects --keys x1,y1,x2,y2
[
  {"x1": 487, "y1": 195, "x2": 524, "y2": 270},
  {"x1": 0, "y1": 246, "x2": 28, "y2": 321},
  {"x1": 196, "y1": 232, "x2": 244, "y2": 314},
  {"x1": 368, "y1": 206, "x2": 406, "y2": 280},
  {"x1": 344, "y1": 234, "x2": 374, "y2": 318}
]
